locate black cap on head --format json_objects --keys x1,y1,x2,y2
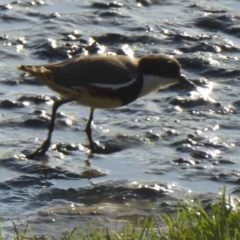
[{"x1": 138, "y1": 54, "x2": 181, "y2": 78}]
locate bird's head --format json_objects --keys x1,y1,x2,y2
[{"x1": 139, "y1": 54, "x2": 196, "y2": 90}]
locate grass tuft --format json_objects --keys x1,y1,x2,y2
[{"x1": 1, "y1": 187, "x2": 239, "y2": 240}]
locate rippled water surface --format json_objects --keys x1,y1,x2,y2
[{"x1": 1, "y1": 0, "x2": 240, "y2": 237}]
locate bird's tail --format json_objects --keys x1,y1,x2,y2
[{"x1": 18, "y1": 65, "x2": 53, "y2": 84}]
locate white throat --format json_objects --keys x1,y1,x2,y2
[{"x1": 138, "y1": 74, "x2": 179, "y2": 98}]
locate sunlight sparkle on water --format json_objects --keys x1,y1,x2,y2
[
  {"x1": 65, "y1": 119, "x2": 73, "y2": 125},
  {"x1": 121, "y1": 44, "x2": 134, "y2": 58},
  {"x1": 48, "y1": 38, "x2": 57, "y2": 49},
  {"x1": 191, "y1": 81, "x2": 215, "y2": 102}
]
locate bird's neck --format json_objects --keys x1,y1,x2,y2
[{"x1": 138, "y1": 74, "x2": 178, "y2": 98}]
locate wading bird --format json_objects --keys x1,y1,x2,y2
[{"x1": 18, "y1": 53, "x2": 196, "y2": 158}]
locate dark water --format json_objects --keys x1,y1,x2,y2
[{"x1": 1, "y1": 0, "x2": 240, "y2": 237}]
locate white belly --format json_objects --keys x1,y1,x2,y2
[
  {"x1": 76, "y1": 93, "x2": 122, "y2": 109},
  {"x1": 46, "y1": 82, "x2": 124, "y2": 109}
]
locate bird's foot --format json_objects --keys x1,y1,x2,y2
[
  {"x1": 25, "y1": 139, "x2": 51, "y2": 159},
  {"x1": 88, "y1": 141, "x2": 106, "y2": 154},
  {"x1": 25, "y1": 147, "x2": 45, "y2": 159},
  {"x1": 89, "y1": 141, "x2": 122, "y2": 154}
]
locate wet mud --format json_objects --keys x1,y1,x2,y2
[{"x1": 1, "y1": 0, "x2": 240, "y2": 237}]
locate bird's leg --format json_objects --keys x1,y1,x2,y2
[
  {"x1": 85, "y1": 108, "x2": 96, "y2": 152},
  {"x1": 26, "y1": 98, "x2": 75, "y2": 159}
]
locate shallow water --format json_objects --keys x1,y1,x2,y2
[{"x1": 1, "y1": 0, "x2": 240, "y2": 237}]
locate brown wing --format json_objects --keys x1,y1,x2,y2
[{"x1": 39, "y1": 55, "x2": 139, "y2": 88}]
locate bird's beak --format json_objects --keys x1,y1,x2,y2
[{"x1": 179, "y1": 74, "x2": 196, "y2": 89}]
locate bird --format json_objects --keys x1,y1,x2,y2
[{"x1": 18, "y1": 53, "x2": 196, "y2": 158}]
